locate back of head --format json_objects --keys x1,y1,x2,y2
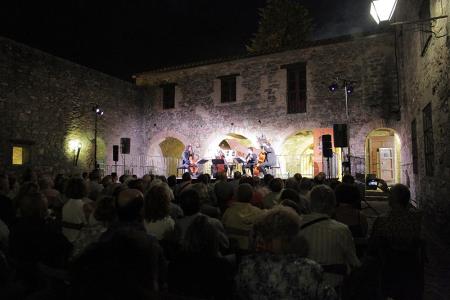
[
  {"x1": 280, "y1": 188, "x2": 300, "y2": 203},
  {"x1": 310, "y1": 184, "x2": 336, "y2": 216},
  {"x1": 299, "y1": 178, "x2": 314, "y2": 192},
  {"x1": 285, "y1": 178, "x2": 300, "y2": 192},
  {"x1": 197, "y1": 174, "x2": 209, "y2": 185},
  {"x1": 314, "y1": 172, "x2": 326, "y2": 185},
  {"x1": 183, "y1": 215, "x2": 219, "y2": 256},
  {"x1": 389, "y1": 184, "x2": 411, "y2": 208},
  {"x1": 182, "y1": 172, "x2": 191, "y2": 182},
  {"x1": 128, "y1": 179, "x2": 144, "y2": 193},
  {"x1": 0, "y1": 174, "x2": 10, "y2": 194},
  {"x1": 269, "y1": 178, "x2": 283, "y2": 193},
  {"x1": 94, "y1": 196, "x2": 117, "y2": 224},
  {"x1": 89, "y1": 169, "x2": 101, "y2": 182},
  {"x1": 253, "y1": 206, "x2": 301, "y2": 253},
  {"x1": 167, "y1": 175, "x2": 177, "y2": 187},
  {"x1": 334, "y1": 183, "x2": 360, "y2": 207},
  {"x1": 180, "y1": 189, "x2": 201, "y2": 216},
  {"x1": 101, "y1": 175, "x2": 113, "y2": 187},
  {"x1": 263, "y1": 174, "x2": 274, "y2": 186},
  {"x1": 65, "y1": 177, "x2": 87, "y2": 199},
  {"x1": 20, "y1": 192, "x2": 48, "y2": 219},
  {"x1": 38, "y1": 176, "x2": 54, "y2": 190},
  {"x1": 233, "y1": 171, "x2": 242, "y2": 180},
  {"x1": 215, "y1": 172, "x2": 227, "y2": 181},
  {"x1": 116, "y1": 189, "x2": 144, "y2": 222},
  {"x1": 342, "y1": 174, "x2": 355, "y2": 185},
  {"x1": 236, "y1": 183, "x2": 253, "y2": 203},
  {"x1": 69, "y1": 228, "x2": 158, "y2": 299},
  {"x1": 144, "y1": 184, "x2": 171, "y2": 222},
  {"x1": 293, "y1": 173, "x2": 302, "y2": 182}
]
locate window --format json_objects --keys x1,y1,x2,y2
[
  {"x1": 422, "y1": 103, "x2": 434, "y2": 176},
  {"x1": 220, "y1": 75, "x2": 237, "y2": 103},
  {"x1": 286, "y1": 63, "x2": 307, "y2": 114},
  {"x1": 411, "y1": 119, "x2": 418, "y2": 174},
  {"x1": 161, "y1": 83, "x2": 175, "y2": 109},
  {"x1": 12, "y1": 146, "x2": 23, "y2": 165}
]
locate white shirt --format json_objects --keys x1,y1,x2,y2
[
  {"x1": 62, "y1": 198, "x2": 88, "y2": 243},
  {"x1": 144, "y1": 216, "x2": 175, "y2": 240},
  {"x1": 299, "y1": 212, "x2": 360, "y2": 287}
]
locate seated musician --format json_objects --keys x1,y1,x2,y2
[
  {"x1": 243, "y1": 148, "x2": 257, "y2": 176},
  {"x1": 259, "y1": 142, "x2": 276, "y2": 176},
  {"x1": 182, "y1": 145, "x2": 198, "y2": 175},
  {"x1": 211, "y1": 149, "x2": 227, "y2": 178}
]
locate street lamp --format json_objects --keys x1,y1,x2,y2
[
  {"x1": 370, "y1": 0, "x2": 447, "y2": 26},
  {"x1": 370, "y1": 0, "x2": 398, "y2": 24},
  {"x1": 92, "y1": 105, "x2": 104, "y2": 170},
  {"x1": 69, "y1": 140, "x2": 82, "y2": 166}
]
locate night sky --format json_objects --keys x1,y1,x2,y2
[{"x1": 0, "y1": 0, "x2": 376, "y2": 80}]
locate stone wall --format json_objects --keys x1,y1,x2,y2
[
  {"x1": 395, "y1": 0, "x2": 450, "y2": 296},
  {"x1": 135, "y1": 32, "x2": 402, "y2": 182},
  {"x1": 0, "y1": 37, "x2": 145, "y2": 176}
]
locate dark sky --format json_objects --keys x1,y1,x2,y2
[{"x1": 0, "y1": 0, "x2": 376, "y2": 80}]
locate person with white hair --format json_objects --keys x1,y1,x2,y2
[{"x1": 298, "y1": 184, "x2": 360, "y2": 288}]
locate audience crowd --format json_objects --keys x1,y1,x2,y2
[{"x1": 0, "y1": 168, "x2": 425, "y2": 299}]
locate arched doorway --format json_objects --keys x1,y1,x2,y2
[
  {"x1": 281, "y1": 130, "x2": 314, "y2": 178},
  {"x1": 365, "y1": 128, "x2": 401, "y2": 184},
  {"x1": 159, "y1": 137, "x2": 185, "y2": 176},
  {"x1": 215, "y1": 133, "x2": 253, "y2": 176}
]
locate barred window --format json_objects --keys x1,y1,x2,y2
[
  {"x1": 411, "y1": 119, "x2": 418, "y2": 174},
  {"x1": 422, "y1": 103, "x2": 434, "y2": 176},
  {"x1": 161, "y1": 83, "x2": 175, "y2": 109},
  {"x1": 220, "y1": 75, "x2": 237, "y2": 103}
]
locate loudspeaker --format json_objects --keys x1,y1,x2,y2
[
  {"x1": 120, "y1": 138, "x2": 130, "y2": 154},
  {"x1": 333, "y1": 124, "x2": 348, "y2": 147},
  {"x1": 113, "y1": 145, "x2": 119, "y2": 162},
  {"x1": 322, "y1": 134, "x2": 333, "y2": 158}
]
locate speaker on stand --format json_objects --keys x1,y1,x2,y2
[
  {"x1": 333, "y1": 124, "x2": 350, "y2": 177},
  {"x1": 113, "y1": 145, "x2": 119, "y2": 173},
  {"x1": 322, "y1": 134, "x2": 333, "y2": 179},
  {"x1": 120, "y1": 138, "x2": 131, "y2": 175}
]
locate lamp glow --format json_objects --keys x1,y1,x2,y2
[
  {"x1": 370, "y1": 0, "x2": 398, "y2": 24},
  {"x1": 69, "y1": 140, "x2": 82, "y2": 151}
]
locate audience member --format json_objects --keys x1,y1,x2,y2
[
  {"x1": 143, "y1": 184, "x2": 175, "y2": 240},
  {"x1": 87, "y1": 170, "x2": 103, "y2": 201},
  {"x1": 334, "y1": 183, "x2": 368, "y2": 238},
  {"x1": 174, "y1": 172, "x2": 191, "y2": 199},
  {"x1": 222, "y1": 183, "x2": 263, "y2": 251},
  {"x1": 280, "y1": 187, "x2": 310, "y2": 214},
  {"x1": 176, "y1": 189, "x2": 229, "y2": 250},
  {"x1": 214, "y1": 172, "x2": 234, "y2": 213},
  {"x1": 299, "y1": 184, "x2": 360, "y2": 288},
  {"x1": 169, "y1": 215, "x2": 234, "y2": 299},
  {"x1": 262, "y1": 177, "x2": 283, "y2": 209},
  {"x1": 235, "y1": 207, "x2": 336, "y2": 300},
  {"x1": 367, "y1": 184, "x2": 423, "y2": 300},
  {"x1": 0, "y1": 174, "x2": 15, "y2": 227},
  {"x1": 62, "y1": 178, "x2": 90, "y2": 243}
]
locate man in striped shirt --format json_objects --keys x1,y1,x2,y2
[{"x1": 298, "y1": 184, "x2": 360, "y2": 288}]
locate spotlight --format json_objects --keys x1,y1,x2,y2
[
  {"x1": 329, "y1": 82, "x2": 339, "y2": 92},
  {"x1": 92, "y1": 105, "x2": 104, "y2": 116},
  {"x1": 346, "y1": 85, "x2": 354, "y2": 95}
]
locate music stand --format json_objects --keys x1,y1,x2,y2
[
  {"x1": 234, "y1": 157, "x2": 245, "y2": 164},
  {"x1": 197, "y1": 159, "x2": 209, "y2": 165},
  {"x1": 211, "y1": 159, "x2": 224, "y2": 165}
]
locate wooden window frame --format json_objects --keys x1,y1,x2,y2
[
  {"x1": 219, "y1": 75, "x2": 237, "y2": 103},
  {"x1": 161, "y1": 83, "x2": 176, "y2": 110},
  {"x1": 284, "y1": 62, "x2": 307, "y2": 114}
]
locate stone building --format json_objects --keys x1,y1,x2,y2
[
  {"x1": 0, "y1": 37, "x2": 145, "y2": 175},
  {"x1": 394, "y1": 0, "x2": 450, "y2": 297},
  {"x1": 135, "y1": 32, "x2": 404, "y2": 189}
]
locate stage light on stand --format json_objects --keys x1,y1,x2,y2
[
  {"x1": 69, "y1": 140, "x2": 82, "y2": 166},
  {"x1": 92, "y1": 104, "x2": 104, "y2": 170},
  {"x1": 329, "y1": 82, "x2": 339, "y2": 92}
]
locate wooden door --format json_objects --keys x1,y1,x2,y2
[{"x1": 369, "y1": 135, "x2": 395, "y2": 183}]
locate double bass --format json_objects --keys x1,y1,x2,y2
[
  {"x1": 189, "y1": 152, "x2": 199, "y2": 175},
  {"x1": 253, "y1": 150, "x2": 266, "y2": 177}
]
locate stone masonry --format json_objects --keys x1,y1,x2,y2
[
  {"x1": 0, "y1": 37, "x2": 145, "y2": 175},
  {"x1": 135, "y1": 32, "x2": 402, "y2": 184}
]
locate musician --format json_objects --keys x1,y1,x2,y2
[
  {"x1": 182, "y1": 145, "x2": 193, "y2": 169},
  {"x1": 259, "y1": 142, "x2": 276, "y2": 175},
  {"x1": 211, "y1": 148, "x2": 227, "y2": 178},
  {"x1": 243, "y1": 148, "x2": 257, "y2": 176}
]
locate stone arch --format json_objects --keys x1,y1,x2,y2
[
  {"x1": 203, "y1": 126, "x2": 259, "y2": 158},
  {"x1": 365, "y1": 128, "x2": 401, "y2": 184},
  {"x1": 146, "y1": 130, "x2": 189, "y2": 176},
  {"x1": 280, "y1": 130, "x2": 315, "y2": 178}
]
